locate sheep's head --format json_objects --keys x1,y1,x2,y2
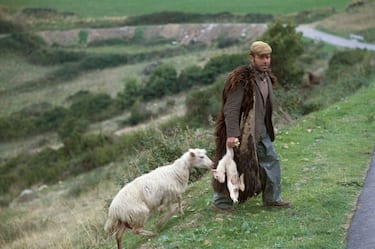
[
  {"x1": 213, "y1": 169, "x2": 225, "y2": 183},
  {"x1": 188, "y1": 148, "x2": 213, "y2": 169}
]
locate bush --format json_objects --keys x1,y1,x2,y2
[
  {"x1": 116, "y1": 78, "x2": 143, "y2": 107},
  {"x1": 358, "y1": 27, "x2": 375, "y2": 43},
  {"x1": 124, "y1": 11, "x2": 273, "y2": 25},
  {"x1": 0, "y1": 16, "x2": 24, "y2": 33},
  {"x1": 58, "y1": 117, "x2": 88, "y2": 145},
  {"x1": 79, "y1": 54, "x2": 129, "y2": 70},
  {"x1": 78, "y1": 30, "x2": 88, "y2": 45},
  {"x1": 69, "y1": 92, "x2": 116, "y2": 121},
  {"x1": 0, "y1": 32, "x2": 45, "y2": 54},
  {"x1": 178, "y1": 65, "x2": 204, "y2": 90},
  {"x1": 216, "y1": 34, "x2": 240, "y2": 48},
  {"x1": 36, "y1": 106, "x2": 68, "y2": 130},
  {"x1": 259, "y1": 18, "x2": 304, "y2": 88},
  {"x1": 28, "y1": 48, "x2": 84, "y2": 65},
  {"x1": 186, "y1": 79, "x2": 222, "y2": 125},
  {"x1": 125, "y1": 100, "x2": 152, "y2": 126},
  {"x1": 328, "y1": 49, "x2": 366, "y2": 69},
  {"x1": 202, "y1": 54, "x2": 248, "y2": 84},
  {"x1": 143, "y1": 64, "x2": 178, "y2": 100}
]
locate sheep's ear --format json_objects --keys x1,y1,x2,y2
[{"x1": 189, "y1": 149, "x2": 196, "y2": 158}]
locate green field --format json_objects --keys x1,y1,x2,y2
[{"x1": 0, "y1": 0, "x2": 350, "y2": 17}]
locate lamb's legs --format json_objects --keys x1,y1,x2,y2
[{"x1": 115, "y1": 223, "x2": 126, "y2": 249}]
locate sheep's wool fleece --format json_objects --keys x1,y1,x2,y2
[{"x1": 212, "y1": 65, "x2": 276, "y2": 202}]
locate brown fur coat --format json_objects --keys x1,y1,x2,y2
[{"x1": 212, "y1": 64, "x2": 277, "y2": 202}]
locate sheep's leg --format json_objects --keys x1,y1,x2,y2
[
  {"x1": 132, "y1": 227, "x2": 158, "y2": 236},
  {"x1": 115, "y1": 223, "x2": 126, "y2": 249},
  {"x1": 178, "y1": 195, "x2": 184, "y2": 215},
  {"x1": 157, "y1": 204, "x2": 177, "y2": 228}
]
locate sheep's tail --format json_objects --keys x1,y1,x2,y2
[{"x1": 104, "y1": 214, "x2": 118, "y2": 234}]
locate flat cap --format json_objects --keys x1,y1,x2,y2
[{"x1": 250, "y1": 41, "x2": 272, "y2": 55}]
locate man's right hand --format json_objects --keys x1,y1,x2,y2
[{"x1": 226, "y1": 137, "x2": 240, "y2": 148}]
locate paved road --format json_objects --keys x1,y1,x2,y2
[
  {"x1": 346, "y1": 147, "x2": 375, "y2": 249},
  {"x1": 296, "y1": 25, "x2": 375, "y2": 51}
]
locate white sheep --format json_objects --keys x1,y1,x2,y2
[
  {"x1": 213, "y1": 142, "x2": 245, "y2": 203},
  {"x1": 104, "y1": 148, "x2": 213, "y2": 249}
]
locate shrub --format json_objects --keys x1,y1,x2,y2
[
  {"x1": 259, "y1": 18, "x2": 304, "y2": 88},
  {"x1": 216, "y1": 34, "x2": 240, "y2": 48},
  {"x1": 58, "y1": 117, "x2": 89, "y2": 148},
  {"x1": 124, "y1": 11, "x2": 273, "y2": 25},
  {"x1": 36, "y1": 106, "x2": 68, "y2": 130},
  {"x1": 0, "y1": 15, "x2": 24, "y2": 33},
  {"x1": 28, "y1": 48, "x2": 84, "y2": 65},
  {"x1": 328, "y1": 49, "x2": 366, "y2": 69},
  {"x1": 78, "y1": 30, "x2": 88, "y2": 45},
  {"x1": 178, "y1": 65, "x2": 204, "y2": 90},
  {"x1": 79, "y1": 54, "x2": 128, "y2": 70},
  {"x1": 143, "y1": 64, "x2": 178, "y2": 100},
  {"x1": 358, "y1": 27, "x2": 375, "y2": 43},
  {"x1": 69, "y1": 92, "x2": 116, "y2": 121},
  {"x1": 186, "y1": 80, "x2": 222, "y2": 126},
  {"x1": 125, "y1": 100, "x2": 152, "y2": 126},
  {"x1": 116, "y1": 78, "x2": 143, "y2": 107},
  {"x1": 0, "y1": 32, "x2": 45, "y2": 54},
  {"x1": 202, "y1": 54, "x2": 248, "y2": 84}
]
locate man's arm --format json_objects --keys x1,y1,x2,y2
[{"x1": 223, "y1": 83, "x2": 244, "y2": 147}]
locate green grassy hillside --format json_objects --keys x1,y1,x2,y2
[
  {"x1": 1, "y1": 1, "x2": 374, "y2": 248},
  {"x1": 1, "y1": 77, "x2": 374, "y2": 249}
]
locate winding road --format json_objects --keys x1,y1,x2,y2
[{"x1": 296, "y1": 25, "x2": 375, "y2": 51}]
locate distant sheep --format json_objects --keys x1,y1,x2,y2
[
  {"x1": 213, "y1": 141, "x2": 244, "y2": 203},
  {"x1": 104, "y1": 148, "x2": 213, "y2": 249}
]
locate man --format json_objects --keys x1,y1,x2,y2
[{"x1": 211, "y1": 41, "x2": 290, "y2": 212}]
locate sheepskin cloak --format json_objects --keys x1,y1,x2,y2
[{"x1": 212, "y1": 64, "x2": 277, "y2": 203}]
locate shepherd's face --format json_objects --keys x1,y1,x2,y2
[{"x1": 250, "y1": 54, "x2": 271, "y2": 72}]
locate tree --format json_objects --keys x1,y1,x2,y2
[{"x1": 259, "y1": 18, "x2": 304, "y2": 88}]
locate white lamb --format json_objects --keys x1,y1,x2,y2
[
  {"x1": 104, "y1": 148, "x2": 213, "y2": 249},
  {"x1": 213, "y1": 142, "x2": 245, "y2": 203}
]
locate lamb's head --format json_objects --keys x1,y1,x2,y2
[
  {"x1": 188, "y1": 148, "x2": 213, "y2": 169},
  {"x1": 213, "y1": 160, "x2": 226, "y2": 183}
]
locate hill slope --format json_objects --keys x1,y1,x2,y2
[{"x1": 1, "y1": 79, "x2": 374, "y2": 249}]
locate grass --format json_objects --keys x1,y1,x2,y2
[
  {"x1": 1, "y1": 79, "x2": 374, "y2": 249},
  {"x1": 130, "y1": 80, "x2": 374, "y2": 249},
  {"x1": 315, "y1": 0, "x2": 375, "y2": 40},
  {"x1": 0, "y1": 43, "x2": 241, "y2": 117},
  {"x1": 0, "y1": 52, "x2": 60, "y2": 92},
  {"x1": 0, "y1": 0, "x2": 350, "y2": 17}
]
